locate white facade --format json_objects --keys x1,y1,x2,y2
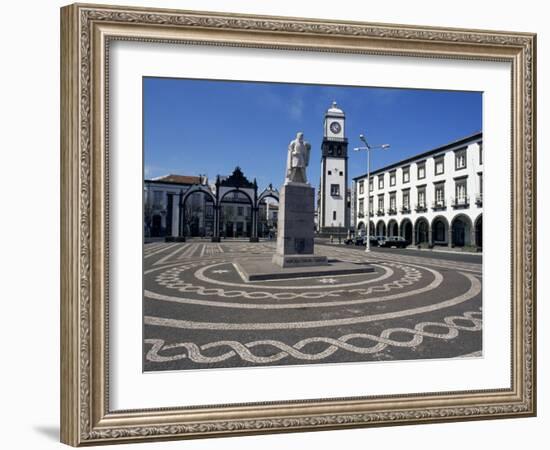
[
  {"x1": 319, "y1": 101, "x2": 350, "y2": 232},
  {"x1": 322, "y1": 158, "x2": 347, "y2": 227},
  {"x1": 144, "y1": 176, "x2": 212, "y2": 238},
  {"x1": 353, "y1": 133, "x2": 483, "y2": 248}
]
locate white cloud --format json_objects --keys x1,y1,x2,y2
[
  {"x1": 260, "y1": 87, "x2": 306, "y2": 122},
  {"x1": 288, "y1": 96, "x2": 305, "y2": 120}
]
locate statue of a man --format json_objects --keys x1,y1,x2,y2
[{"x1": 285, "y1": 132, "x2": 311, "y2": 184}]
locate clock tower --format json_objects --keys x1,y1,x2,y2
[{"x1": 319, "y1": 101, "x2": 349, "y2": 235}]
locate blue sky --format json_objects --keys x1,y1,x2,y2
[{"x1": 143, "y1": 77, "x2": 482, "y2": 188}]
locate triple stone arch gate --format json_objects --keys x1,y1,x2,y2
[{"x1": 177, "y1": 183, "x2": 279, "y2": 243}]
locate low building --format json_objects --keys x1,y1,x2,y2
[
  {"x1": 144, "y1": 174, "x2": 207, "y2": 238},
  {"x1": 353, "y1": 132, "x2": 483, "y2": 248},
  {"x1": 144, "y1": 168, "x2": 279, "y2": 241}
]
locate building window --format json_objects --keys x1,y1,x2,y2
[
  {"x1": 390, "y1": 171, "x2": 396, "y2": 186},
  {"x1": 358, "y1": 198, "x2": 364, "y2": 216},
  {"x1": 417, "y1": 189, "x2": 426, "y2": 207},
  {"x1": 417, "y1": 162, "x2": 426, "y2": 180},
  {"x1": 359, "y1": 181, "x2": 364, "y2": 195},
  {"x1": 389, "y1": 193, "x2": 396, "y2": 211},
  {"x1": 455, "y1": 149, "x2": 467, "y2": 170},
  {"x1": 378, "y1": 175, "x2": 384, "y2": 189},
  {"x1": 328, "y1": 170, "x2": 332, "y2": 175},
  {"x1": 434, "y1": 184, "x2": 445, "y2": 206},
  {"x1": 455, "y1": 179, "x2": 468, "y2": 205},
  {"x1": 402, "y1": 190, "x2": 410, "y2": 209},
  {"x1": 333, "y1": 211, "x2": 337, "y2": 221},
  {"x1": 434, "y1": 156, "x2": 445, "y2": 175},
  {"x1": 378, "y1": 195, "x2": 384, "y2": 211},
  {"x1": 369, "y1": 196, "x2": 373, "y2": 214},
  {"x1": 237, "y1": 206, "x2": 244, "y2": 216},
  {"x1": 331, "y1": 184, "x2": 340, "y2": 196},
  {"x1": 402, "y1": 167, "x2": 410, "y2": 183},
  {"x1": 153, "y1": 190, "x2": 163, "y2": 207},
  {"x1": 369, "y1": 179, "x2": 373, "y2": 192},
  {"x1": 339, "y1": 171, "x2": 343, "y2": 176}
]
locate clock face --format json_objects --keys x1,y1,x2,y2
[{"x1": 329, "y1": 121, "x2": 341, "y2": 134}]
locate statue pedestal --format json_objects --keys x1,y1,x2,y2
[{"x1": 272, "y1": 183, "x2": 328, "y2": 268}]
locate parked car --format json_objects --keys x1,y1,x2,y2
[
  {"x1": 370, "y1": 236, "x2": 384, "y2": 247},
  {"x1": 344, "y1": 236, "x2": 355, "y2": 245},
  {"x1": 379, "y1": 236, "x2": 409, "y2": 248}
]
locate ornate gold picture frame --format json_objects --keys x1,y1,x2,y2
[{"x1": 60, "y1": 3, "x2": 536, "y2": 446}]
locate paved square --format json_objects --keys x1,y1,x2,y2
[{"x1": 143, "y1": 241, "x2": 482, "y2": 371}]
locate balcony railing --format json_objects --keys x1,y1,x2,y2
[
  {"x1": 415, "y1": 203, "x2": 427, "y2": 213},
  {"x1": 476, "y1": 193, "x2": 483, "y2": 206},
  {"x1": 431, "y1": 200, "x2": 446, "y2": 210},
  {"x1": 452, "y1": 196, "x2": 470, "y2": 208},
  {"x1": 376, "y1": 208, "x2": 385, "y2": 216},
  {"x1": 357, "y1": 212, "x2": 365, "y2": 218},
  {"x1": 400, "y1": 206, "x2": 411, "y2": 214},
  {"x1": 387, "y1": 208, "x2": 397, "y2": 215}
]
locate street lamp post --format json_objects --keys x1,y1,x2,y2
[{"x1": 354, "y1": 135, "x2": 390, "y2": 252}]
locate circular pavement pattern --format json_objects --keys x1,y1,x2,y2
[{"x1": 143, "y1": 241, "x2": 482, "y2": 371}]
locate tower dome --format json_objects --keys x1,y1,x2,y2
[{"x1": 326, "y1": 101, "x2": 345, "y2": 117}]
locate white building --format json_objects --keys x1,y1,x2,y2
[
  {"x1": 318, "y1": 101, "x2": 350, "y2": 234},
  {"x1": 144, "y1": 174, "x2": 209, "y2": 238},
  {"x1": 353, "y1": 132, "x2": 483, "y2": 248}
]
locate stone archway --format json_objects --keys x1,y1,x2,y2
[
  {"x1": 387, "y1": 219, "x2": 398, "y2": 237},
  {"x1": 376, "y1": 220, "x2": 386, "y2": 237},
  {"x1": 181, "y1": 191, "x2": 215, "y2": 238},
  {"x1": 414, "y1": 217, "x2": 429, "y2": 245},
  {"x1": 474, "y1": 214, "x2": 483, "y2": 248},
  {"x1": 451, "y1": 214, "x2": 474, "y2": 247},
  {"x1": 257, "y1": 188, "x2": 280, "y2": 239},
  {"x1": 400, "y1": 218, "x2": 413, "y2": 243},
  {"x1": 369, "y1": 221, "x2": 375, "y2": 236},
  {"x1": 219, "y1": 189, "x2": 254, "y2": 239},
  {"x1": 179, "y1": 184, "x2": 217, "y2": 241},
  {"x1": 431, "y1": 215, "x2": 449, "y2": 246}
]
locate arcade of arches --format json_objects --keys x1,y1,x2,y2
[{"x1": 357, "y1": 214, "x2": 482, "y2": 248}]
